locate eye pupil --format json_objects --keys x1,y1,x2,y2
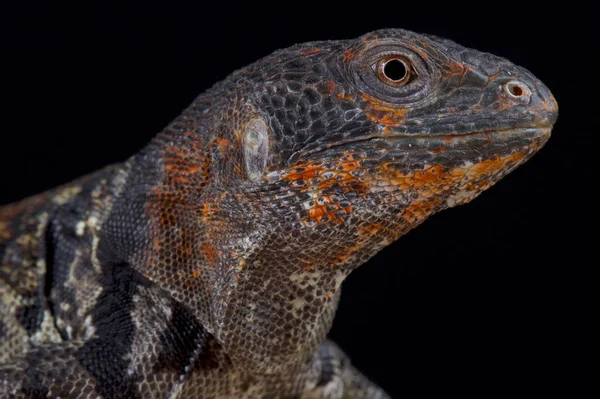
[
  {"x1": 383, "y1": 59, "x2": 407, "y2": 81},
  {"x1": 375, "y1": 56, "x2": 412, "y2": 86}
]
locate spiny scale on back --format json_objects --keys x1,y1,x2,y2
[{"x1": 0, "y1": 29, "x2": 557, "y2": 398}]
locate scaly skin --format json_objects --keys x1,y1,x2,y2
[{"x1": 0, "y1": 29, "x2": 557, "y2": 398}]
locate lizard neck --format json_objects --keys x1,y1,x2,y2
[
  {"x1": 101, "y1": 131, "x2": 352, "y2": 374},
  {"x1": 99, "y1": 108, "x2": 222, "y2": 329},
  {"x1": 211, "y1": 250, "x2": 346, "y2": 373}
]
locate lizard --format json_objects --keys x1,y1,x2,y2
[{"x1": 0, "y1": 28, "x2": 557, "y2": 398}]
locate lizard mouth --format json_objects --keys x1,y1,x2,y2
[
  {"x1": 374, "y1": 126, "x2": 551, "y2": 150},
  {"x1": 305, "y1": 126, "x2": 552, "y2": 161}
]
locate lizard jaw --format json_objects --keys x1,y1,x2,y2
[{"x1": 304, "y1": 126, "x2": 551, "y2": 163}]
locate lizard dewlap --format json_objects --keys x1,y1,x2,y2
[{"x1": 0, "y1": 28, "x2": 557, "y2": 398}]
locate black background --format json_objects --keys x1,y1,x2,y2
[{"x1": 0, "y1": 2, "x2": 593, "y2": 397}]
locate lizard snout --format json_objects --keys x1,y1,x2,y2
[{"x1": 499, "y1": 68, "x2": 558, "y2": 131}]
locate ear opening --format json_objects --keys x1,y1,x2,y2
[{"x1": 242, "y1": 118, "x2": 269, "y2": 181}]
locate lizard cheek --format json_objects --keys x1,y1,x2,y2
[{"x1": 242, "y1": 118, "x2": 270, "y2": 181}]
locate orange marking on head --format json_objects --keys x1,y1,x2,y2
[
  {"x1": 336, "y1": 90, "x2": 408, "y2": 126},
  {"x1": 306, "y1": 193, "x2": 349, "y2": 225},
  {"x1": 335, "y1": 91, "x2": 348, "y2": 101},
  {"x1": 461, "y1": 66, "x2": 473, "y2": 84},
  {"x1": 344, "y1": 49, "x2": 356, "y2": 61},
  {"x1": 325, "y1": 80, "x2": 337, "y2": 94},
  {"x1": 483, "y1": 70, "x2": 503, "y2": 87},
  {"x1": 192, "y1": 269, "x2": 201, "y2": 278},
  {"x1": 300, "y1": 48, "x2": 321, "y2": 56},
  {"x1": 282, "y1": 159, "x2": 368, "y2": 226},
  {"x1": 284, "y1": 148, "x2": 528, "y2": 230},
  {"x1": 462, "y1": 151, "x2": 529, "y2": 189},
  {"x1": 284, "y1": 163, "x2": 325, "y2": 181},
  {"x1": 372, "y1": 151, "x2": 531, "y2": 220},
  {"x1": 491, "y1": 95, "x2": 516, "y2": 112},
  {"x1": 359, "y1": 94, "x2": 407, "y2": 126},
  {"x1": 444, "y1": 61, "x2": 466, "y2": 82},
  {"x1": 381, "y1": 164, "x2": 452, "y2": 190}
]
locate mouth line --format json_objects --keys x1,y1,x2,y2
[
  {"x1": 381, "y1": 124, "x2": 552, "y2": 140},
  {"x1": 305, "y1": 125, "x2": 551, "y2": 159}
]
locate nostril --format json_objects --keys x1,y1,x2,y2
[
  {"x1": 504, "y1": 80, "x2": 531, "y2": 100},
  {"x1": 507, "y1": 83, "x2": 524, "y2": 97}
]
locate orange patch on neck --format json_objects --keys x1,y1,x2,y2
[{"x1": 200, "y1": 243, "x2": 218, "y2": 266}]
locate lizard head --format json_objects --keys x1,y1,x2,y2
[
  {"x1": 127, "y1": 29, "x2": 557, "y2": 371},
  {"x1": 207, "y1": 28, "x2": 557, "y2": 273}
]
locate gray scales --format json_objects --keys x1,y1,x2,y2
[{"x1": 0, "y1": 29, "x2": 557, "y2": 398}]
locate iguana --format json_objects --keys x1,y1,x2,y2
[{"x1": 0, "y1": 28, "x2": 558, "y2": 398}]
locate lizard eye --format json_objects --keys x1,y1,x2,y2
[
  {"x1": 375, "y1": 56, "x2": 414, "y2": 86},
  {"x1": 348, "y1": 45, "x2": 432, "y2": 105}
]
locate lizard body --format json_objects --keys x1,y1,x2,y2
[{"x1": 0, "y1": 29, "x2": 557, "y2": 398}]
